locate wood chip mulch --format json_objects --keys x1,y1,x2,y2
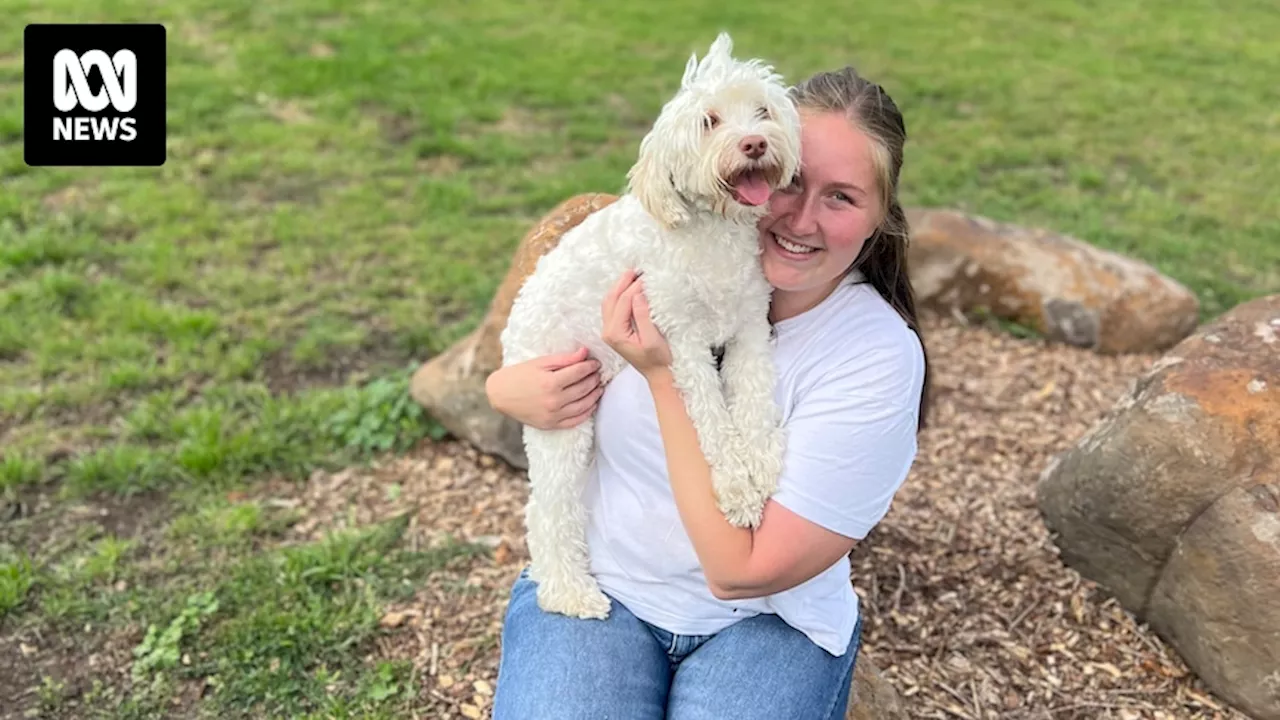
[{"x1": 257, "y1": 312, "x2": 1251, "y2": 720}]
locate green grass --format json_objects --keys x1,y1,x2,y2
[
  {"x1": 2, "y1": 0, "x2": 1278, "y2": 715},
  {"x1": 3, "y1": 0, "x2": 1279, "y2": 480}
]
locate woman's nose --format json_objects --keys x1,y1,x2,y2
[{"x1": 783, "y1": 197, "x2": 820, "y2": 237}]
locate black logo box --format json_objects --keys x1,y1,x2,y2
[{"x1": 24, "y1": 23, "x2": 166, "y2": 167}]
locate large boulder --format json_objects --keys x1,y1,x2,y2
[
  {"x1": 410, "y1": 192, "x2": 620, "y2": 469},
  {"x1": 1037, "y1": 294, "x2": 1280, "y2": 719},
  {"x1": 905, "y1": 208, "x2": 1200, "y2": 354}
]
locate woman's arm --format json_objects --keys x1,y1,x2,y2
[{"x1": 644, "y1": 367, "x2": 859, "y2": 599}]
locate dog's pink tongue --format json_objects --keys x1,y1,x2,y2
[{"x1": 733, "y1": 171, "x2": 772, "y2": 206}]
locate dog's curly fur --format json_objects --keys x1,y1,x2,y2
[{"x1": 499, "y1": 32, "x2": 802, "y2": 620}]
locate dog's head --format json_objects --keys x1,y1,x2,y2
[{"x1": 626, "y1": 33, "x2": 802, "y2": 230}]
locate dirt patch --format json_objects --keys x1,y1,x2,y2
[
  {"x1": 0, "y1": 622, "x2": 142, "y2": 720},
  {"x1": 2, "y1": 484, "x2": 173, "y2": 564},
  {"x1": 249, "y1": 310, "x2": 1251, "y2": 719}
]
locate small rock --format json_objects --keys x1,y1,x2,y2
[
  {"x1": 473, "y1": 679, "x2": 492, "y2": 696},
  {"x1": 19, "y1": 643, "x2": 36, "y2": 657},
  {"x1": 460, "y1": 704, "x2": 482, "y2": 719},
  {"x1": 438, "y1": 674, "x2": 455, "y2": 689},
  {"x1": 379, "y1": 611, "x2": 407, "y2": 629}
]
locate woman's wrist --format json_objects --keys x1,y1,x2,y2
[{"x1": 643, "y1": 365, "x2": 675, "y2": 388}]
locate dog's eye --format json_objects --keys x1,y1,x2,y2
[
  {"x1": 703, "y1": 112, "x2": 720, "y2": 130},
  {"x1": 756, "y1": 106, "x2": 770, "y2": 120}
]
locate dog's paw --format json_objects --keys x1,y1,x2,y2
[
  {"x1": 535, "y1": 573, "x2": 612, "y2": 620},
  {"x1": 712, "y1": 459, "x2": 766, "y2": 529},
  {"x1": 743, "y1": 426, "x2": 785, "y2": 492},
  {"x1": 718, "y1": 493, "x2": 766, "y2": 529}
]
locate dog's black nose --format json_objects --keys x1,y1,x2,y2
[{"x1": 739, "y1": 136, "x2": 767, "y2": 159}]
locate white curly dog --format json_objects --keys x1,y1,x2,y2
[{"x1": 499, "y1": 32, "x2": 802, "y2": 620}]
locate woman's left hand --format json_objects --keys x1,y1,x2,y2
[{"x1": 601, "y1": 269, "x2": 672, "y2": 379}]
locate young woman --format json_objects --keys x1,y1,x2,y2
[{"x1": 485, "y1": 65, "x2": 931, "y2": 719}]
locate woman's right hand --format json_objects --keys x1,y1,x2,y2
[{"x1": 484, "y1": 347, "x2": 604, "y2": 430}]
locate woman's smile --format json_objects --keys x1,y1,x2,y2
[{"x1": 766, "y1": 231, "x2": 823, "y2": 259}]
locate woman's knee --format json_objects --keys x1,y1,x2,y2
[
  {"x1": 666, "y1": 613, "x2": 858, "y2": 720},
  {"x1": 493, "y1": 570, "x2": 670, "y2": 719}
]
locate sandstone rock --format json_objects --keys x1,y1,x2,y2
[
  {"x1": 1037, "y1": 294, "x2": 1280, "y2": 719},
  {"x1": 409, "y1": 193, "x2": 619, "y2": 469},
  {"x1": 1147, "y1": 482, "x2": 1280, "y2": 719},
  {"x1": 847, "y1": 653, "x2": 906, "y2": 719},
  {"x1": 905, "y1": 208, "x2": 1200, "y2": 354}
]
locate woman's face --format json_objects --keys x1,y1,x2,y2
[{"x1": 757, "y1": 110, "x2": 884, "y2": 318}]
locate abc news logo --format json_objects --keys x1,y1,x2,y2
[
  {"x1": 54, "y1": 49, "x2": 140, "y2": 142},
  {"x1": 25, "y1": 24, "x2": 166, "y2": 167}
]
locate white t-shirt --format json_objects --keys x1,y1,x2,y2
[{"x1": 582, "y1": 271, "x2": 926, "y2": 656}]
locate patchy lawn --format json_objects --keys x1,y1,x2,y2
[{"x1": 1, "y1": 0, "x2": 1277, "y2": 717}]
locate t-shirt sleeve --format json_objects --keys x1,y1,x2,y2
[{"x1": 769, "y1": 329, "x2": 925, "y2": 540}]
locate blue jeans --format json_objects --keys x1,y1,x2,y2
[{"x1": 493, "y1": 567, "x2": 861, "y2": 719}]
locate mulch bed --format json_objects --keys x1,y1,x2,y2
[{"x1": 261, "y1": 311, "x2": 1250, "y2": 720}]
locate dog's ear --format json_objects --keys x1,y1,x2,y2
[
  {"x1": 627, "y1": 135, "x2": 691, "y2": 230},
  {"x1": 681, "y1": 52, "x2": 699, "y2": 88},
  {"x1": 706, "y1": 32, "x2": 734, "y2": 63}
]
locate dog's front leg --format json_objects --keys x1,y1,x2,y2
[
  {"x1": 719, "y1": 318, "x2": 785, "y2": 528},
  {"x1": 523, "y1": 421, "x2": 611, "y2": 620},
  {"x1": 665, "y1": 338, "x2": 754, "y2": 524}
]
